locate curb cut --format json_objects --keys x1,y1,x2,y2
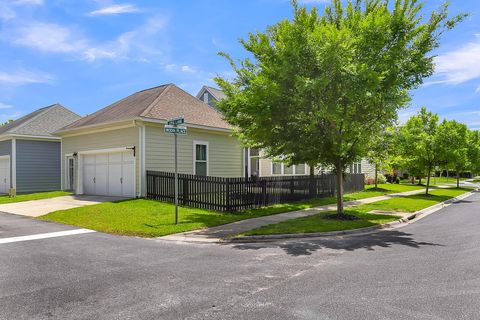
[{"x1": 226, "y1": 189, "x2": 478, "y2": 243}]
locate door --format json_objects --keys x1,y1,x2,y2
[
  {"x1": 66, "y1": 156, "x2": 75, "y2": 191},
  {"x1": 0, "y1": 157, "x2": 10, "y2": 194},
  {"x1": 81, "y1": 150, "x2": 135, "y2": 197}
]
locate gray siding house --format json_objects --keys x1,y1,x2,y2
[{"x1": 0, "y1": 104, "x2": 80, "y2": 194}]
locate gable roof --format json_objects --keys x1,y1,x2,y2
[
  {"x1": 196, "y1": 85, "x2": 226, "y2": 101},
  {"x1": 59, "y1": 84, "x2": 232, "y2": 132},
  {"x1": 0, "y1": 104, "x2": 81, "y2": 138}
]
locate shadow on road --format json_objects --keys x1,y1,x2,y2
[{"x1": 229, "y1": 230, "x2": 443, "y2": 257}]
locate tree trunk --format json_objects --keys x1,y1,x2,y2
[
  {"x1": 309, "y1": 163, "x2": 315, "y2": 197},
  {"x1": 426, "y1": 167, "x2": 432, "y2": 195},
  {"x1": 336, "y1": 161, "x2": 344, "y2": 216},
  {"x1": 374, "y1": 163, "x2": 378, "y2": 189},
  {"x1": 456, "y1": 170, "x2": 460, "y2": 189},
  {"x1": 419, "y1": 177, "x2": 422, "y2": 186}
]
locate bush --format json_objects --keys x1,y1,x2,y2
[
  {"x1": 376, "y1": 173, "x2": 387, "y2": 184},
  {"x1": 395, "y1": 176, "x2": 401, "y2": 184}
]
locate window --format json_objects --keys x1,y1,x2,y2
[
  {"x1": 296, "y1": 163, "x2": 306, "y2": 175},
  {"x1": 194, "y1": 142, "x2": 208, "y2": 176},
  {"x1": 203, "y1": 92, "x2": 209, "y2": 103},
  {"x1": 284, "y1": 165, "x2": 294, "y2": 175},
  {"x1": 350, "y1": 162, "x2": 362, "y2": 174},
  {"x1": 272, "y1": 162, "x2": 282, "y2": 175}
]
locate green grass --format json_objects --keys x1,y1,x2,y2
[
  {"x1": 0, "y1": 191, "x2": 71, "y2": 204},
  {"x1": 241, "y1": 187, "x2": 471, "y2": 236},
  {"x1": 39, "y1": 183, "x2": 427, "y2": 238}
]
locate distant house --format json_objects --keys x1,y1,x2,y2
[
  {"x1": 56, "y1": 84, "x2": 244, "y2": 198},
  {"x1": 196, "y1": 85, "x2": 375, "y2": 180},
  {"x1": 0, "y1": 104, "x2": 81, "y2": 194}
]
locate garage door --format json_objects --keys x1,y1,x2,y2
[
  {"x1": 0, "y1": 157, "x2": 10, "y2": 194},
  {"x1": 82, "y1": 150, "x2": 135, "y2": 197}
]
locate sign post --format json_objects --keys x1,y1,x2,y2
[{"x1": 165, "y1": 117, "x2": 187, "y2": 225}]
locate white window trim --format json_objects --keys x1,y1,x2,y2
[
  {"x1": 193, "y1": 140, "x2": 209, "y2": 176},
  {"x1": 64, "y1": 155, "x2": 75, "y2": 191},
  {"x1": 271, "y1": 161, "x2": 307, "y2": 176}
]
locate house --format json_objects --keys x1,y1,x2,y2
[
  {"x1": 55, "y1": 84, "x2": 244, "y2": 198},
  {"x1": 0, "y1": 104, "x2": 81, "y2": 194},
  {"x1": 196, "y1": 86, "x2": 376, "y2": 180}
]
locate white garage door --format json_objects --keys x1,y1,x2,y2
[
  {"x1": 82, "y1": 150, "x2": 135, "y2": 197},
  {"x1": 0, "y1": 157, "x2": 10, "y2": 194}
]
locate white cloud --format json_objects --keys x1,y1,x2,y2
[
  {"x1": 0, "y1": 103, "x2": 13, "y2": 110},
  {"x1": 181, "y1": 65, "x2": 195, "y2": 73},
  {"x1": 476, "y1": 86, "x2": 480, "y2": 94},
  {"x1": 0, "y1": 2, "x2": 16, "y2": 20},
  {"x1": 0, "y1": 70, "x2": 53, "y2": 85},
  {"x1": 8, "y1": 22, "x2": 87, "y2": 53},
  {"x1": 89, "y1": 4, "x2": 140, "y2": 16},
  {"x1": 13, "y1": 0, "x2": 43, "y2": 5},
  {"x1": 432, "y1": 35, "x2": 480, "y2": 85},
  {"x1": 83, "y1": 16, "x2": 167, "y2": 62}
]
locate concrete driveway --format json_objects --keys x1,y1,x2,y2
[{"x1": 0, "y1": 195, "x2": 125, "y2": 217}]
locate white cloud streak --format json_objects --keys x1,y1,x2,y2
[
  {"x1": 432, "y1": 35, "x2": 480, "y2": 85},
  {"x1": 89, "y1": 4, "x2": 140, "y2": 16},
  {"x1": 0, "y1": 70, "x2": 53, "y2": 85}
]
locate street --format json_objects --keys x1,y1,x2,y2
[{"x1": 1, "y1": 191, "x2": 480, "y2": 319}]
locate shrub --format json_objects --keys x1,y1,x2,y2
[{"x1": 377, "y1": 173, "x2": 387, "y2": 184}]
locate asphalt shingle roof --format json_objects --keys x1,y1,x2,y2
[
  {"x1": 61, "y1": 84, "x2": 232, "y2": 131},
  {"x1": 0, "y1": 104, "x2": 80, "y2": 137},
  {"x1": 196, "y1": 85, "x2": 227, "y2": 101}
]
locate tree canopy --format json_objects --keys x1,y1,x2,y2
[{"x1": 216, "y1": 0, "x2": 464, "y2": 215}]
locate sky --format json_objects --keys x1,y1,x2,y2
[{"x1": 0, "y1": 0, "x2": 479, "y2": 130}]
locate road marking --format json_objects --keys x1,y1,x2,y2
[{"x1": 0, "y1": 229, "x2": 96, "y2": 244}]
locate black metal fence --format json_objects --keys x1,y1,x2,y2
[{"x1": 146, "y1": 171, "x2": 365, "y2": 212}]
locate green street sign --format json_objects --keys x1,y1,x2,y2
[
  {"x1": 167, "y1": 117, "x2": 185, "y2": 126},
  {"x1": 164, "y1": 125, "x2": 187, "y2": 135}
]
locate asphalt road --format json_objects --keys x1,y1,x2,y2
[{"x1": 1, "y1": 191, "x2": 480, "y2": 320}]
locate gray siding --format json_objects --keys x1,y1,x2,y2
[
  {"x1": 0, "y1": 140, "x2": 11, "y2": 157},
  {"x1": 16, "y1": 140, "x2": 61, "y2": 193}
]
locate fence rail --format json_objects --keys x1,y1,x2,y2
[{"x1": 146, "y1": 171, "x2": 365, "y2": 212}]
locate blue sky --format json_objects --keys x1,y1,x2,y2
[{"x1": 0, "y1": 0, "x2": 479, "y2": 130}]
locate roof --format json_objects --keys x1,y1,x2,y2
[
  {"x1": 196, "y1": 85, "x2": 227, "y2": 101},
  {"x1": 0, "y1": 104, "x2": 81, "y2": 138},
  {"x1": 60, "y1": 84, "x2": 232, "y2": 131}
]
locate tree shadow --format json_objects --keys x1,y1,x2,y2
[{"x1": 228, "y1": 230, "x2": 443, "y2": 257}]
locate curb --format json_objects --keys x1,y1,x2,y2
[{"x1": 226, "y1": 189, "x2": 478, "y2": 243}]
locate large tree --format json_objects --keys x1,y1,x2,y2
[
  {"x1": 467, "y1": 130, "x2": 480, "y2": 176},
  {"x1": 366, "y1": 126, "x2": 395, "y2": 189},
  {"x1": 436, "y1": 119, "x2": 470, "y2": 188},
  {"x1": 398, "y1": 107, "x2": 440, "y2": 195},
  {"x1": 216, "y1": 0, "x2": 464, "y2": 216}
]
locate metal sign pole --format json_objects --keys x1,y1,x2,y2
[{"x1": 174, "y1": 132, "x2": 178, "y2": 225}]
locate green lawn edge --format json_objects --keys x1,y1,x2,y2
[
  {"x1": 39, "y1": 183, "x2": 426, "y2": 238},
  {"x1": 239, "y1": 188, "x2": 471, "y2": 237},
  {"x1": 0, "y1": 191, "x2": 71, "y2": 205}
]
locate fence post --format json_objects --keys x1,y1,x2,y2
[
  {"x1": 182, "y1": 178, "x2": 189, "y2": 205},
  {"x1": 261, "y1": 180, "x2": 267, "y2": 206},
  {"x1": 290, "y1": 177, "x2": 294, "y2": 196},
  {"x1": 226, "y1": 179, "x2": 231, "y2": 212}
]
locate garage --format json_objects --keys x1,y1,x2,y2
[
  {"x1": 82, "y1": 150, "x2": 135, "y2": 197},
  {"x1": 0, "y1": 156, "x2": 10, "y2": 194}
]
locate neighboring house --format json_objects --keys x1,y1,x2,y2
[
  {"x1": 196, "y1": 86, "x2": 376, "y2": 180},
  {"x1": 55, "y1": 84, "x2": 244, "y2": 198},
  {"x1": 196, "y1": 85, "x2": 227, "y2": 108},
  {"x1": 0, "y1": 104, "x2": 81, "y2": 194}
]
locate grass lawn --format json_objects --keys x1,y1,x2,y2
[
  {"x1": 241, "y1": 187, "x2": 471, "y2": 236},
  {"x1": 0, "y1": 191, "x2": 71, "y2": 204},
  {"x1": 39, "y1": 183, "x2": 426, "y2": 238}
]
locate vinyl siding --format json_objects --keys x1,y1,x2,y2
[
  {"x1": 16, "y1": 140, "x2": 60, "y2": 193},
  {"x1": 61, "y1": 126, "x2": 139, "y2": 194},
  {"x1": 145, "y1": 125, "x2": 243, "y2": 177},
  {"x1": 361, "y1": 159, "x2": 376, "y2": 179}
]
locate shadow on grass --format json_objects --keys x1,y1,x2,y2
[{"x1": 229, "y1": 230, "x2": 443, "y2": 257}]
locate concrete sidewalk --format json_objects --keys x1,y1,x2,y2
[
  {"x1": 160, "y1": 188, "x2": 427, "y2": 242},
  {"x1": 0, "y1": 195, "x2": 125, "y2": 217}
]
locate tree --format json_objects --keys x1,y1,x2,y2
[
  {"x1": 436, "y1": 119, "x2": 469, "y2": 188},
  {"x1": 366, "y1": 127, "x2": 395, "y2": 189},
  {"x1": 467, "y1": 130, "x2": 480, "y2": 176},
  {"x1": 215, "y1": 0, "x2": 464, "y2": 216},
  {"x1": 398, "y1": 108, "x2": 440, "y2": 195}
]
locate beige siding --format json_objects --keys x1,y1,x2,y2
[
  {"x1": 258, "y1": 157, "x2": 310, "y2": 177},
  {"x1": 361, "y1": 159, "x2": 376, "y2": 179},
  {"x1": 145, "y1": 124, "x2": 243, "y2": 177},
  {"x1": 61, "y1": 126, "x2": 140, "y2": 194}
]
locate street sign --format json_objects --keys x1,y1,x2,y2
[
  {"x1": 164, "y1": 125, "x2": 187, "y2": 135},
  {"x1": 167, "y1": 117, "x2": 185, "y2": 126},
  {"x1": 164, "y1": 117, "x2": 188, "y2": 225}
]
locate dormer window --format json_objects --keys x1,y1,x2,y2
[{"x1": 203, "y1": 92, "x2": 209, "y2": 103}]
